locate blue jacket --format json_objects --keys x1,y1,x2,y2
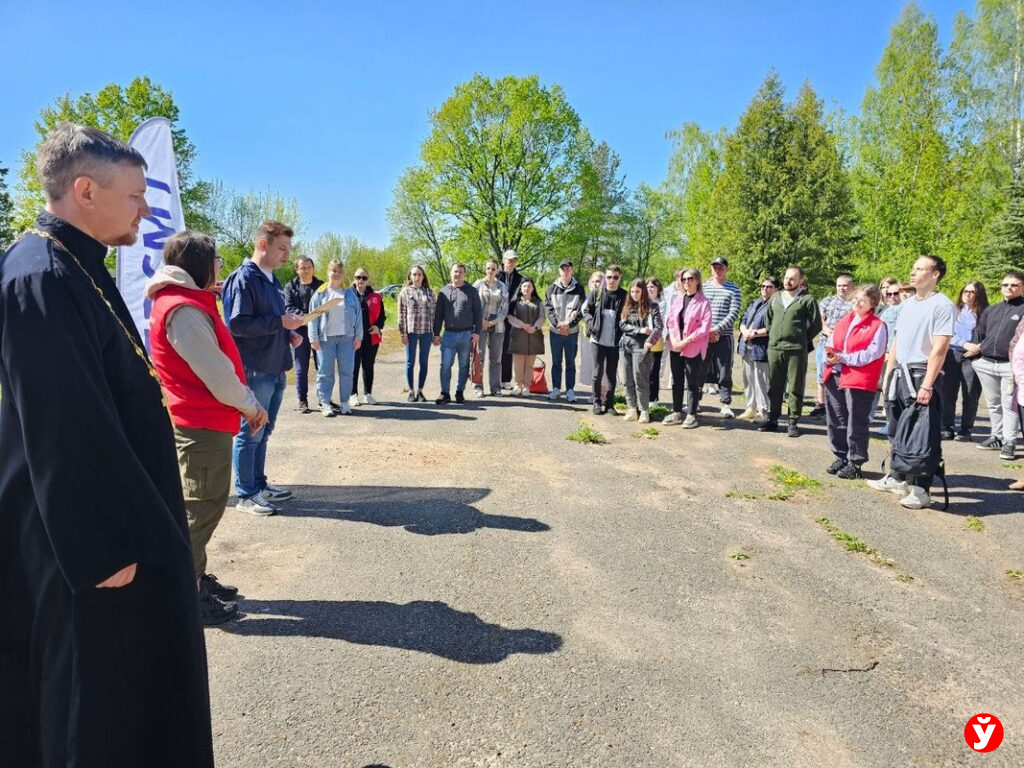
[
  {"x1": 221, "y1": 259, "x2": 293, "y2": 374},
  {"x1": 307, "y1": 284, "x2": 363, "y2": 344},
  {"x1": 737, "y1": 298, "x2": 770, "y2": 362}
]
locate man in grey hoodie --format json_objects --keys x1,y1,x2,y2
[{"x1": 544, "y1": 259, "x2": 586, "y2": 401}]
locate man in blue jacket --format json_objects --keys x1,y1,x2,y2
[{"x1": 222, "y1": 220, "x2": 304, "y2": 516}]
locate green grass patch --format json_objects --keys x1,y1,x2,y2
[
  {"x1": 896, "y1": 573, "x2": 914, "y2": 584},
  {"x1": 1008, "y1": 569, "x2": 1023, "y2": 580},
  {"x1": 770, "y1": 465, "x2": 822, "y2": 491},
  {"x1": 815, "y1": 517, "x2": 895, "y2": 568},
  {"x1": 633, "y1": 427, "x2": 660, "y2": 439},
  {"x1": 566, "y1": 420, "x2": 607, "y2": 445},
  {"x1": 725, "y1": 491, "x2": 762, "y2": 500},
  {"x1": 964, "y1": 516, "x2": 984, "y2": 532},
  {"x1": 1002, "y1": 462, "x2": 1023, "y2": 470},
  {"x1": 648, "y1": 403, "x2": 671, "y2": 422},
  {"x1": 729, "y1": 551, "x2": 751, "y2": 561}
]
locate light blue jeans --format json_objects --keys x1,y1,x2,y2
[
  {"x1": 316, "y1": 335, "x2": 355, "y2": 408},
  {"x1": 440, "y1": 329, "x2": 472, "y2": 395},
  {"x1": 233, "y1": 369, "x2": 286, "y2": 498}
]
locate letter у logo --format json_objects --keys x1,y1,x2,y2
[{"x1": 964, "y1": 713, "x2": 1003, "y2": 753}]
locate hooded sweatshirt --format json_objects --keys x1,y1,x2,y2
[
  {"x1": 544, "y1": 277, "x2": 586, "y2": 333},
  {"x1": 144, "y1": 266, "x2": 260, "y2": 419}
]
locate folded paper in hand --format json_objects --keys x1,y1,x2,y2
[{"x1": 301, "y1": 298, "x2": 343, "y2": 325}]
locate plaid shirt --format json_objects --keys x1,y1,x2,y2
[
  {"x1": 397, "y1": 285, "x2": 436, "y2": 335},
  {"x1": 819, "y1": 294, "x2": 852, "y2": 336}
]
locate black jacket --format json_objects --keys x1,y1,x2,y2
[
  {"x1": 976, "y1": 297, "x2": 1024, "y2": 361},
  {"x1": 583, "y1": 287, "x2": 628, "y2": 346}
]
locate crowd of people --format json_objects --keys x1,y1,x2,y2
[{"x1": 3, "y1": 122, "x2": 1023, "y2": 767}]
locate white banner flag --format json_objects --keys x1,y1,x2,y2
[{"x1": 116, "y1": 116, "x2": 185, "y2": 349}]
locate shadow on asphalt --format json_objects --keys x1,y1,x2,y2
[
  {"x1": 280, "y1": 485, "x2": 550, "y2": 535},
  {"x1": 223, "y1": 599, "x2": 563, "y2": 663},
  {"x1": 352, "y1": 406, "x2": 477, "y2": 422},
  {"x1": 944, "y1": 472, "x2": 1023, "y2": 515}
]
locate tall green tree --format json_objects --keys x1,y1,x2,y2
[
  {"x1": 620, "y1": 183, "x2": 679, "y2": 280},
  {"x1": 0, "y1": 162, "x2": 14, "y2": 250},
  {"x1": 388, "y1": 166, "x2": 452, "y2": 285},
  {"x1": 662, "y1": 123, "x2": 725, "y2": 263},
  {"x1": 14, "y1": 76, "x2": 211, "y2": 233},
  {"x1": 416, "y1": 74, "x2": 591, "y2": 271},
  {"x1": 850, "y1": 3, "x2": 950, "y2": 279},
  {"x1": 981, "y1": 177, "x2": 1024, "y2": 279}
]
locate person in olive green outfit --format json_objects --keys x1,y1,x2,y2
[{"x1": 760, "y1": 265, "x2": 822, "y2": 437}]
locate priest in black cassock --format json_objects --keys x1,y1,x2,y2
[{"x1": 0, "y1": 123, "x2": 214, "y2": 766}]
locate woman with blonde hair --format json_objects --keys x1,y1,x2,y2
[
  {"x1": 472, "y1": 259, "x2": 510, "y2": 397},
  {"x1": 663, "y1": 268, "x2": 713, "y2": 428},
  {"x1": 309, "y1": 260, "x2": 363, "y2": 416}
]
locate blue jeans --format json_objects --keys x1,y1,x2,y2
[
  {"x1": 316, "y1": 336, "x2": 355, "y2": 408},
  {"x1": 440, "y1": 329, "x2": 472, "y2": 394},
  {"x1": 233, "y1": 369, "x2": 286, "y2": 498},
  {"x1": 406, "y1": 332, "x2": 432, "y2": 390},
  {"x1": 549, "y1": 330, "x2": 579, "y2": 391}
]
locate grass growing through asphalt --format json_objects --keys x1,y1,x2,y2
[
  {"x1": 633, "y1": 427, "x2": 660, "y2": 439},
  {"x1": 815, "y1": 517, "x2": 896, "y2": 569},
  {"x1": 1002, "y1": 462, "x2": 1022, "y2": 470},
  {"x1": 566, "y1": 420, "x2": 607, "y2": 445},
  {"x1": 964, "y1": 516, "x2": 985, "y2": 532},
  {"x1": 1008, "y1": 569, "x2": 1023, "y2": 580},
  {"x1": 729, "y1": 551, "x2": 750, "y2": 561},
  {"x1": 726, "y1": 464, "x2": 822, "y2": 501}
]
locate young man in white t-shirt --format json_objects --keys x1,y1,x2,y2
[{"x1": 867, "y1": 255, "x2": 954, "y2": 509}]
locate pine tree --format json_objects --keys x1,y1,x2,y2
[
  {"x1": 0, "y1": 162, "x2": 14, "y2": 250},
  {"x1": 981, "y1": 177, "x2": 1024, "y2": 285}
]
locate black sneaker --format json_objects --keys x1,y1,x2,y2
[
  {"x1": 758, "y1": 420, "x2": 779, "y2": 433},
  {"x1": 1000, "y1": 441, "x2": 1017, "y2": 461},
  {"x1": 978, "y1": 435, "x2": 1003, "y2": 450},
  {"x1": 436, "y1": 392, "x2": 451, "y2": 405},
  {"x1": 940, "y1": 429, "x2": 955, "y2": 441},
  {"x1": 298, "y1": 401, "x2": 310, "y2": 414},
  {"x1": 198, "y1": 588, "x2": 238, "y2": 626},
  {"x1": 954, "y1": 432, "x2": 973, "y2": 442},
  {"x1": 807, "y1": 405, "x2": 826, "y2": 420},
  {"x1": 787, "y1": 420, "x2": 801, "y2": 438},
  {"x1": 455, "y1": 390, "x2": 465, "y2": 403},
  {"x1": 837, "y1": 463, "x2": 864, "y2": 480},
  {"x1": 827, "y1": 458, "x2": 847, "y2": 475},
  {"x1": 416, "y1": 391, "x2": 427, "y2": 402},
  {"x1": 200, "y1": 573, "x2": 239, "y2": 601},
  {"x1": 407, "y1": 391, "x2": 417, "y2": 402},
  {"x1": 330, "y1": 401, "x2": 342, "y2": 414},
  {"x1": 593, "y1": 403, "x2": 601, "y2": 415}
]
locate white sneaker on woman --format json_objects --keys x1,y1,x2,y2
[
  {"x1": 349, "y1": 395, "x2": 359, "y2": 408},
  {"x1": 364, "y1": 394, "x2": 377, "y2": 405}
]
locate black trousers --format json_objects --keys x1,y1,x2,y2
[
  {"x1": 353, "y1": 339, "x2": 379, "y2": 395},
  {"x1": 501, "y1": 319, "x2": 514, "y2": 384},
  {"x1": 670, "y1": 352, "x2": 708, "y2": 415},
  {"x1": 292, "y1": 329, "x2": 319, "y2": 404},
  {"x1": 594, "y1": 343, "x2": 619, "y2": 406},
  {"x1": 703, "y1": 334, "x2": 734, "y2": 404},
  {"x1": 885, "y1": 366, "x2": 943, "y2": 490},
  {"x1": 649, "y1": 350, "x2": 663, "y2": 401},
  {"x1": 824, "y1": 375, "x2": 875, "y2": 465},
  {"x1": 941, "y1": 347, "x2": 982, "y2": 435}
]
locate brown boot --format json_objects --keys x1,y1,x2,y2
[{"x1": 1010, "y1": 478, "x2": 1024, "y2": 491}]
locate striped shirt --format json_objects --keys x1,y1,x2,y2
[{"x1": 702, "y1": 279, "x2": 742, "y2": 335}]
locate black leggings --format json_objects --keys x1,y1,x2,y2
[
  {"x1": 649, "y1": 350, "x2": 663, "y2": 401},
  {"x1": 353, "y1": 339, "x2": 379, "y2": 395},
  {"x1": 670, "y1": 352, "x2": 708, "y2": 415}
]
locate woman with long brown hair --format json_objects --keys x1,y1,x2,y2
[
  {"x1": 398, "y1": 264, "x2": 436, "y2": 402},
  {"x1": 943, "y1": 280, "x2": 989, "y2": 441},
  {"x1": 619, "y1": 278, "x2": 663, "y2": 423}
]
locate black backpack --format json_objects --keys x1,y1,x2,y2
[{"x1": 888, "y1": 394, "x2": 949, "y2": 510}]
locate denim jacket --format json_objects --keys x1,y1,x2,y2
[{"x1": 308, "y1": 284, "x2": 363, "y2": 344}]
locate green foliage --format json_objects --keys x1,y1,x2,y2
[
  {"x1": 620, "y1": 184, "x2": 680, "y2": 280},
  {"x1": 0, "y1": 162, "x2": 14, "y2": 250},
  {"x1": 14, "y1": 76, "x2": 211, "y2": 233},
  {"x1": 663, "y1": 123, "x2": 725, "y2": 264},
  {"x1": 305, "y1": 231, "x2": 411, "y2": 288},
  {"x1": 980, "y1": 177, "x2": 1024, "y2": 286},
  {"x1": 964, "y1": 515, "x2": 985, "y2": 532},
  {"x1": 815, "y1": 517, "x2": 896, "y2": 567},
  {"x1": 566, "y1": 420, "x2": 607, "y2": 445},
  {"x1": 1008, "y1": 569, "x2": 1023, "y2": 580},
  {"x1": 769, "y1": 465, "x2": 822, "y2": 491},
  {"x1": 729, "y1": 551, "x2": 751, "y2": 561},
  {"x1": 633, "y1": 427, "x2": 660, "y2": 439}
]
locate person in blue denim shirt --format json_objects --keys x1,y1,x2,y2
[
  {"x1": 433, "y1": 263, "x2": 482, "y2": 404},
  {"x1": 221, "y1": 220, "x2": 304, "y2": 516},
  {"x1": 308, "y1": 259, "x2": 363, "y2": 417}
]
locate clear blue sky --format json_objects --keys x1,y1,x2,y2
[{"x1": 1, "y1": 0, "x2": 968, "y2": 246}]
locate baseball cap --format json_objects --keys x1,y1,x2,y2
[
  {"x1": 711, "y1": 257, "x2": 729, "y2": 267},
  {"x1": 558, "y1": 259, "x2": 573, "y2": 269}
]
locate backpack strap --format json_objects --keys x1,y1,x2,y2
[{"x1": 935, "y1": 461, "x2": 950, "y2": 511}]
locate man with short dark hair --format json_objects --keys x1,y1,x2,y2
[
  {"x1": 222, "y1": 220, "x2": 305, "y2": 515},
  {"x1": 0, "y1": 122, "x2": 213, "y2": 767},
  {"x1": 964, "y1": 269, "x2": 1024, "y2": 460},
  {"x1": 433, "y1": 262, "x2": 482, "y2": 404},
  {"x1": 702, "y1": 257, "x2": 743, "y2": 418},
  {"x1": 284, "y1": 256, "x2": 323, "y2": 412},
  {"x1": 868, "y1": 255, "x2": 954, "y2": 509}
]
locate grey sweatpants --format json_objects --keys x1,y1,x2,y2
[
  {"x1": 477, "y1": 327, "x2": 504, "y2": 394},
  {"x1": 973, "y1": 357, "x2": 1019, "y2": 444}
]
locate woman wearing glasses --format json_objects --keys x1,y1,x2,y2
[
  {"x1": 736, "y1": 276, "x2": 778, "y2": 421},
  {"x1": 941, "y1": 280, "x2": 988, "y2": 441},
  {"x1": 473, "y1": 259, "x2": 510, "y2": 397},
  {"x1": 351, "y1": 268, "x2": 385, "y2": 406},
  {"x1": 663, "y1": 268, "x2": 712, "y2": 428}
]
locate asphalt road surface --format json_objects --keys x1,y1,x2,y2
[{"x1": 204, "y1": 345, "x2": 1023, "y2": 767}]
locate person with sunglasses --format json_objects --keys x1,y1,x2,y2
[
  {"x1": 582, "y1": 265, "x2": 628, "y2": 414},
  {"x1": 663, "y1": 269, "x2": 712, "y2": 428},
  {"x1": 941, "y1": 280, "x2": 988, "y2": 441},
  {"x1": 736, "y1": 276, "x2": 778, "y2": 421},
  {"x1": 350, "y1": 268, "x2": 385, "y2": 407},
  {"x1": 473, "y1": 259, "x2": 510, "y2": 397},
  {"x1": 963, "y1": 270, "x2": 1024, "y2": 460}
]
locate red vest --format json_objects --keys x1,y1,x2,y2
[
  {"x1": 150, "y1": 285, "x2": 247, "y2": 433},
  {"x1": 824, "y1": 311, "x2": 887, "y2": 391},
  {"x1": 364, "y1": 290, "x2": 383, "y2": 346}
]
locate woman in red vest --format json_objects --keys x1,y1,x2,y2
[
  {"x1": 822, "y1": 284, "x2": 888, "y2": 480},
  {"x1": 145, "y1": 231, "x2": 267, "y2": 625},
  {"x1": 351, "y1": 267, "x2": 386, "y2": 406}
]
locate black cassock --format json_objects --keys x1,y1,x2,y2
[{"x1": 0, "y1": 213, "x2": 214, "y2": 767}]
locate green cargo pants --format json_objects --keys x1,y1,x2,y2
[
  {"x1": 174, "y1": 426, "x2": 233, "y2": 578},
  {"x1": 767, "y1": 347, "x2": 809, "y2": 422}
]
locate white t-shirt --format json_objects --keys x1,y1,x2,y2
[
  {"x1": 324, "y1": 287, "x2": 351, "y2": 337},
  {"x1": 258, "y1": 264, "x2": 275, "y2": 283},
  {"x1": 894, "y1": 292, "x2": 954, "y2": 365}
]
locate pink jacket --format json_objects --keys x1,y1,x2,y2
[
  {"x1": 1012, "y1": 328, "x2": 1024, "y2": 406},
  {"x1": 666, "y1": 292, "x2": 712, "y2": 359}
]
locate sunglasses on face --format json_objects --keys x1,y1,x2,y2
[
  {"x1": 885, "y1": 291, "x2": 901, "y2": 297},
  {"x1": 682, "y1": 276, "x2": 696, "y2": 282},
  {"x1": 355, "y1": 276, "x2": 368, "y2": 281},
  {"x1": 759, "y1": 284, "x2": 774, "y2": 289},
  {"x1": 1002, "y1": 283, "x2": 1022, "y2": 289}
]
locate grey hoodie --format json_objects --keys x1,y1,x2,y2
[{"x1": 144, "y1": 266, "x2": 260, "y2": 420}]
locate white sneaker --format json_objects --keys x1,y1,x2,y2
[
  {"x1": 364, "y1": 394, "x2": 377, "y2": 405},
  {"x1": 321, "y1": 404, "x2": 335, "y2": 417},
  {"x1": 474, "y1": 387, "x2": 485, "y2": 398},
  {"x1": 548, "y1": 389, "x2": 560, "y2": 400},
  {"x1": 720, "y1": 405, "x2": 735, "y2": 419},
  {"x1": 349, "y1": 395, "x2": 359, "y2": 408},
  {"x1": 638, "y1": 410, "x2": 650, "y2": 424},
  {"x1": 899, "y1": 486, "x2": 931, "y2": 509},
  {"x1": 512, "y1": 386, "x2": 523, "y2": 396},
  {"x1": 624, "y1": 408, "x2": 638, "y2": 422},
  {"x1": 262, "y1": 484, "x2": 293, "y2": 501},
  {"x1": 358, "y1": 394, "x2": 368, "y2": 405},
  {"x1": 341, "y1": 404, "x2": 352, "y2": 415},
  {"x1": 236, "y1": 493, "x2": 277, "y2": 516},
  {"x1": 682, "y1": 414, "x2": 698, "y2": 429},
  {"x1": 662, "y1": 412, "x2": 683, "y2": 426},
  {"x1": 866, "y1": 474, "x2": 908, "y2": 496},
  {"x1": 566, "y1": 389, "x2": 576, "y2": 403},
  {"x1": 737, "y1": 407, "x2": 757, "y2": 421}
]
